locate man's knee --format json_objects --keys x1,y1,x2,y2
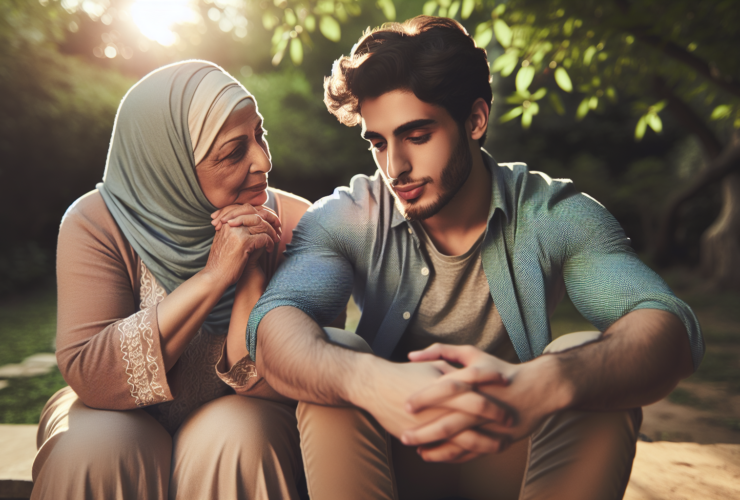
[
  {"x1": 323, "y1": 327, "x2": 374, "y2": 354},
  {"x1": 543, "y1": 330, "x2": 602, "y2": 354}
]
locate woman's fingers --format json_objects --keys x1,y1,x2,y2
[
  {"x1": 226, "y1": 215, "x2": 279, "y2": 249},
  {"x1": 215, "y1": 204, "x2": 258, "y2": 225},
  {"x1": 254, "y1": 206, "x2": 282, "y2": 238}
]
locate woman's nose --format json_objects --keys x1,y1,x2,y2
[{"x1": 252, "y1": 141, "x2": 272, "y2": 174}]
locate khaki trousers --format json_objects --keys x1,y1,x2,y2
[{"x1": 32, "y1": 330, "x2": 639, "y2": 500}]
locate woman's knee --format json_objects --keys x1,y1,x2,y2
[{"x1": 323, "y1": 327, "x2": 374, "y2": 354}]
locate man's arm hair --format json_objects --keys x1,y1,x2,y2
[
  {"x1": 556, "y1": 308, "x2": 694, "y2": 411},
  {"x1": 256, "y1": 306, "x2": 373, "y2": 406}
]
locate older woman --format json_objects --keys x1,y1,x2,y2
[{"x1": 31, "y1": 61, "x2": 395, "y2": 500}]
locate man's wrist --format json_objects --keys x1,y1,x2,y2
[
  {"x1": 344, "y1": 351, "x2": 385, "y2": 409},
  {"x1": 534, "y1": 353, "x2": 577, "y2": 413}
]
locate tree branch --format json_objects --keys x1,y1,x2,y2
[
  {"x1": 614, "y1": 0, "x2": 740, "y2": 99},
  {"x1": 652, "y1": 77, "x2": 722, "y2": 160},
  {"x1": 653, "y1": 141, "x2": 740, "y2": 266}
]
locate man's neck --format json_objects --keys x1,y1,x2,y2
[{"x1": 420, "y1": 148, "x2": 491, "y2": 256}]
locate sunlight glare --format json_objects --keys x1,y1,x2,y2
[{"x1": 130, "y1": 0, "x2": 200, "y2": 46}]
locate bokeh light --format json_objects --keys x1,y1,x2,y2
[{"x1": 130, "y1": 0, "x2": 200, "y2": 47}]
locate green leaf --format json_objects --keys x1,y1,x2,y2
[
  {"x1": 588, "y1": 96, "x2": 598, "y2": 109},
  {"x1": 461, "y1": 0, "x2": 475, "y2": 19},
  {"x1": 711, "y1": 104, "x2": 732, "y2": 120},
  {"x1": 377, "y1": 0, "x2": 396, "y2": 21},
  {"x1": 499, "y1": 106, "x2": 523, "y2": 123},
  {"x1": 474, "y1": 25, "x2": 493, "y2": 49},
  {"x1": 583, "y1": 45, "x2": 596, "y2": 65},
  {"x1": 271, "y1": 38, "x2": 288, "y2": 66},
  {"x1": 652, "y1": 100, "x2": 667, "y2": 113},
  {"x1": 549, "y1": 92, "x2": 565, "y2": 115},
  {"x1": 531, "y1": 87, "x2": 547, "y2": 100},
  {"x1": 634, "y1": 116, "x2": 647, "y2": 140},
  {"x1": 529, "y1": 101, "x2": 540, "y2": 115},
  {"x1": 285, "y1": 9, "x2": 297, "y2": 26},
  {"x1": 319, "y1": 15, "x2": 341, "y2": 42},
  {"x1": 493, "y1": 19, "x2": 513, "y2": 48},
  {"x1": 304, "y1": 15, "x2": 316, "y2": 32},
  {"x1": 606, "y1": 86, "x2": 617, "y2": 102},
  {"x1": 262, "y1": 12, "x2": 280, "y2": 30},
  {"x1": 515, "y1": 66, "x2": 535, "y2": 92},
  {"x1": 448, "y1": 1, "x2": 460, "y2": 19},
  {"x1": 290, "y1": 37, "x2": 303, "y2": 65},
  {"x1": 422, "y1": 0, "x2": 438, "y2": 16},
  {"x1": 554, "y1": 67, "x2": 572, "y2": 92},
  {"x1": 576, "y1": 98, "x2": 590, "y2": 120},
  {"x1": 491, "y1": 51, "x2": 517, "y2": 74},
  {"x1": 647, "y1": 112, "x2": 662, "y2": 133},
  {"x1": 522, "y1": 110, "x2": 533, "y2": 129}
]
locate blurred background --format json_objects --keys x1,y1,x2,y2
[{"x1": 0, "y1": 0, "x2": 738, "y2": 444}]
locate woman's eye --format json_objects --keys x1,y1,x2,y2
[
  {"x1": 408, "y1": 133, "x2": 431, "y2": 145},
  {"x1": 223, "y1": 142, "x2": 247, "y2": 164}
]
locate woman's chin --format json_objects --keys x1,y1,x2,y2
[{"x1": 238, "y1": 188, "x2": 269, "y2": 207}]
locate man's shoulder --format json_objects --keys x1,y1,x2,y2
[
  {"x1": 498, "y1": 161, "x2": 613, "y2": 217},
  {"x1": 307, "y1": 171, "x2": 388, "y2": 228}
]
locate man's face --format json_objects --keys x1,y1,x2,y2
[{"x1": 360, "y1": 90, "x2": 472, "y2": 221}]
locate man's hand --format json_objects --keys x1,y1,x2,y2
[{"x1": 403, "y1": 344, "x2": 573, "y2": 462}]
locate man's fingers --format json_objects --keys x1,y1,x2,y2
[
  {"x1": 449, "y1": 428, "x2": 510, "y2": 455},
  {"x1": 405, "y1": 378, "x2": 473, "y2": 414},
  {"x1": 441, "y1": 364, "x2": 508, "y2": 386},
  {"x1": 430, "y1": 360, "x2": 457, "y2": 375},
  {"x1": 401, "y1": 411, "x2": 484, "y2": 446},
  {"x1": 416, "y1": 441, "x2": 477, "y2": 463},
  {"x1": 408, "y1": 343, "x2": 481, "y2": 365},
  {"x1": 413, "y1": 391, "x2": 512, "y2": 426}
]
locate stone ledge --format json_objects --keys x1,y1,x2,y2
[
  {"x1": 0, "y1": 425, "x2": 35, "y2": 500},
  {"x1": 1, "y1": 424, "x2": 739, "y2": 499}
]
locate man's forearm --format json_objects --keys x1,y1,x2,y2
[
  {"x1": 556, "y1": 308, "x2": 694, "y2": 411},
  {"x1": 255, "y1": 306, "x2": 377, "y2": 406}
]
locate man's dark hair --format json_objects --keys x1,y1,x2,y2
[{"x1": 324, "y1": 16, "x2": 492, "y2": 145}]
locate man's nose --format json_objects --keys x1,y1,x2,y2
[{"x1": 386, "y1": 143, "x2": 409, "y2": 180}]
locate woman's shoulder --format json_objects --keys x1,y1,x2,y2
[
  {"x1": 271, "y1": 188, "x2": 311, "y2": 228},
  {"x1": 59, "y1": 190, "x2": 136, "y2": 260}
]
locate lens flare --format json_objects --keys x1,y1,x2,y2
[{"x1": 130, "y1": 0, "x2": 199, "y2": 46}]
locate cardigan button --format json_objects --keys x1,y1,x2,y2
[
  {"x1": 421, "y1": 267, "x2": 429, "y2": 276},
  {"x1": 403, "y1": 311, "x2": 411, "y2": 320}
]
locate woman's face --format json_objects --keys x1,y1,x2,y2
[{"x1": 195, "y1": 98, "x2": 272, "y2": 209}]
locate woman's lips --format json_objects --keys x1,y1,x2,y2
[
  {"x1": 394, "y1": 183, "x2": 425, "y2": 201},
  {"x1": 245, "y1": 181, "x2": 268, "y2": 192}
]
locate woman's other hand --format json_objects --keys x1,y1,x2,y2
[
  {"x1": 211, "y1": 204, "x2": 282, "y2": 240},
  {"x1": 204, "y1": 204, "x2": 280, "y2": 288}
]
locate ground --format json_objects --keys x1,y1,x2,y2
[{"x1": 1, "y1": 268, "x2": 739, "y2": 447}]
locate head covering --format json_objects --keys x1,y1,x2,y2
[{"x1": 97, "y1": 60, "x2": 265, "y2": 334}]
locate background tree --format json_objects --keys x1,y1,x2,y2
[{"x1": 416, "y1": 0, "x2": 739, "y2": 289}]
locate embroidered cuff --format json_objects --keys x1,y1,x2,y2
[
  {"x1": 215, "y1": 340, "x2": 259, "y2": 391},
  {"x1": 117, "y1": 306, "x2": 171, "y2": 407}
]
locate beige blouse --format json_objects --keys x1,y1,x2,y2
[{"x1": 55, "y1": 190, "x2": 287, "y2": 434}]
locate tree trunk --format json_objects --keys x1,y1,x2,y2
[{"x1": 700, "y1": 172, "x2": 740, "y2": 290}]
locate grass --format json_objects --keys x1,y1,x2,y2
[{"x1": 0, "y1": 280, "x2": 65, "y2": 424}]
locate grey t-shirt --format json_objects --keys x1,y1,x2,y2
[{"x1": 391, "y1": 223, "x2": 519, "y2": 363}]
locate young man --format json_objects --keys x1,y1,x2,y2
[{"x1": 247, "y1": 16, "x2": 703, "y2": 499}]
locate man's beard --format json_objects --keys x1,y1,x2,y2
[{"x1": 395, "y1": 127, "x2": 473, "y2": 221}]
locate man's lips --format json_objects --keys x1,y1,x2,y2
[{"x1": 394, "y1": 182, "x2": 426, "y2": 201}]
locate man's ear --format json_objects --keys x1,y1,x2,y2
[{"x1": 467, "y1": 98, "x2": 490, "y2": 141}]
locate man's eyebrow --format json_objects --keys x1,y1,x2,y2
[
  {"x1": 362, "y1": 130, "x2": 383, "y2": 140},
  {"x1": 393, "y1": 119, "x2": 436, "y2": 136},
  {"x1": 361, "y1": 119, "x2": 437, "y2": 140}
]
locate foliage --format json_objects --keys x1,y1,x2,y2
[
  {"x1": 419, "y1": 0, "x2": 740, "y2": 140},
  {"x1": 240, "y1": 69, "x2": 376, "y2": 197},
  {"x1": 0, "y1": 0, "x2": 134, "y2": 293}
]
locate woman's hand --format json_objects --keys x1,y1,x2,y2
[{"x1": 203, "y1": 204, "x2": 280, "y2": 288}]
